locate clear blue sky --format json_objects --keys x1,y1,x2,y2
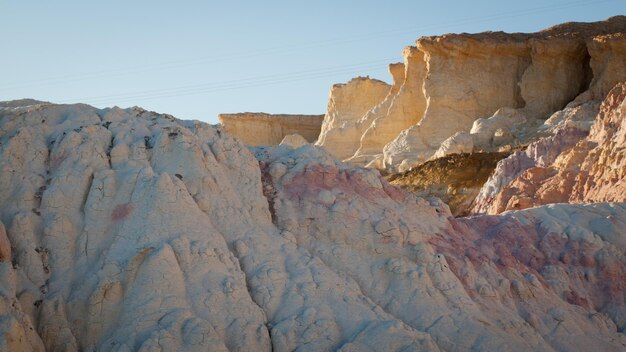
[{"x1": 1, "y1": 0, "x2": 624, "y2": 124}]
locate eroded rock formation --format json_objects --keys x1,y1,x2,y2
[
  {"x1": 473, "y1": 81, "x2": 626, "y2": 214},
  {"x1": 256, "y1": 143, "x2": 626, "y2": 351},
  {"x1": 315, "y1": 76, "x2": 391, "y2": 160},
  {"x1": 348, "y1": 48, "x2": 428, "y2": 168},
  {"x1": 313, "y1": 16, "x2": 626, "y2": 172},
  {"x1": 1, "y1": 100, "x2": 625, "y2": 351},
  {"x1": 218, "y1": 112, "x2": 323, "y2": 146}
]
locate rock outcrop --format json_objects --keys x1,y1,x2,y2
[
  {"x1": 218, "y1": 112, "x2": 323, "y2": 146},
  {"x1": 315, "y1": 76, "x2": 391, "y2": 160},
  {"x1": 1, "y1": 101, "x2": 435, "y2": 351},
  {"x1": 310, "y1": 16, "x2": 626, "y2": 172},
  {"x1": 1, "y1": 100, "x2": 625, "y2": 351},
  {"x1": 347, "y1": 48, "x2": 428, "y2": 168},
  {"x1": 256, "y1": 142, "x2": 626, "y2": 351},
  {"x1": 473, "y1": 81, "x2": 626, "y2": 214}
]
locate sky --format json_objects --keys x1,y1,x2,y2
[{"x1": 1, "y1": 1, "x2": 624, "y2": 124}]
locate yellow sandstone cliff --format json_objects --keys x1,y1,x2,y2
[{"x1": 218, "y1": 113, "x2": 323, "y2": 146}]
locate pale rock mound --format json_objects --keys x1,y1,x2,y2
[
  {"x1": 431, "y1": 132, "x2": 474, "y2": 161},
  {"x1": 1, "y1": 100, "x2": 625, "y2": 351},
  {"x1": 473, "y1": 82, "x2": 626, "y2": 214},
  {"x1": 279, "y1": 133, "x2": 308, "y2": 148},
  {"x1": 256, "y1": 143, "x2": 626, "y2": 351},
  {"x1": 315, "y1": 77, "x2": 391, "y2": 160},
  {"x1": 0, "y1": 101, "x2": 431, "y2": 351},
  {"x1": 218, "y1": 112, "x2": 323, "y2": 146}
]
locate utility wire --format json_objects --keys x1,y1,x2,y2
[
  {"x1": 57, "y1": 58, "x2": 396, "y2": 104},
  {"x1": 60, "y1": 63, "x2": 390, "y2": 106},
  {"x1": 1, "y1": 0, "x2": 617, "y2": 91}
]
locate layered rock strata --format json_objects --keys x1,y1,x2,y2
[
  {"x1": 218, "y1": 112, "x2": 323, "y2": 146},
  {"x1": 348, "y1": 47, "x2": 427, "y2": 168},
  {"x1": 313, "y1": 16, "x2": 626, "y2": 171}
]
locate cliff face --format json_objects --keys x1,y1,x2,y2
[
  {"x1": 472, "y1": 82, "x2": 626, "y2": 214},
  {"x1": 347, "y1": 48, "x2": 428, "y2": 167},
  {"x1": 218, "y1": 113, "x2": 323, "y2": 146},
  {"x1": 311, "y1": 16, "x2": 626, "y2": 172},
  {"x1": 2, "y1": 101, "x2": 626, "y2": 351},
  {"x1": 315, "y1": 76, "x2": 391, "y2": 160},
  {"x1": 215, "y1": 18, "x2": 625, "y2": 174}
]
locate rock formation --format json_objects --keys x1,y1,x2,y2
[
  {"x1": 218, "y1": 112, "x2": 323, "y2": 146},
  {"x1": 348, "y1": 48, "x2": 428, "y2": 168},
  {"x1": 279, "y1": 133, "x2": 308, "y2": 149},
  {"x1": 215, "y1": 17, "x2": 625, "y2": 174},
  {"x1": 315, "y1": 76, "x2": 391, "y2": 160},
  {"x1": 1, "y1": 100, "x2": 625, "y2": 351},
  {"x1": 256, "y1": 143, "x2": 626, "y2": 351},
  {"x1": 310, "y1": 16, "x2": 626, "y2": 172},
  {"x1": 473, "y1": 81, "x2": 626, "y2": 214},
  {"x1": 2, "y1": 15, "x2": 626, "y2": 352}
]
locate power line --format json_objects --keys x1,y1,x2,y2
[
  {"x1": 1, "y1": 0, "x2": 618, "y2": 91},
  {"x1": 57, "y1": 58, "x2": 396, "y2": 103},
  {"x1": 59, "y1": 63, "x2": 391, "y2": 106}
]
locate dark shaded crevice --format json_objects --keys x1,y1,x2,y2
[
  {"x1": 258, "y1": 161, "x2": 278, "y2": 224},
  {"x1": 81, "y1": 173, "x2": 95, "y2": 215},
  {"x1": 514, "y1": 55, "x2": 533, "y2": 109},
  {"x1": 578, "y1": 47, "x2": 593, "y2": 95}
]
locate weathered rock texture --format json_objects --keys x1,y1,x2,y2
[
  {"x1": 348, "y1": 48, "x2": 428, "y2": 167},
  {"x1": 256, "y1": 143, "x2": 626, "y2": 351},
  {"x1": 1, "y1": 101, "x2": 435, "y2": 351},
  {"x1": 1, "y1": 100, "x2": 625, "y2": 351},
  {"x1": 315, "y1": 76, "x2": 391, "y2": 160},
  {"x1": 473, "y1": 82, "x2": 626, "y2": 214},
  {"x1": 218, "y1": 112, "x2": 323, "y2": 146},
  {"x1": 311, "y1": 16, "x2": 626, "y2": 172}
]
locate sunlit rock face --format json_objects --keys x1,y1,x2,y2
[
  {"x1": 214, "y1": 18, "x2": 625, "y2": 174},
  {"x1": 218, "y1": 112, "x2": 324, "y2": 146},
  {"x1": 381, "y1": 16, "x2": 626, "y2": 171},
  {"x1": 347, "y1": 48, "x2": 428, "y2": 168},
  {"x1": 315, "y1": 76, "x2": 391, "y2": 161},
  {"x1": 473, "y1": 82, "x2": 626, "y2": 214},
  {"x1": 1, "y1": 100, "x2": 625, "y2": 351},
  {"x1": 306, "y1": 16, "x2": 625, "y2": 172},
  {"x1": 0, "y1": 101, "x2": 435, "y2": 352}
]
